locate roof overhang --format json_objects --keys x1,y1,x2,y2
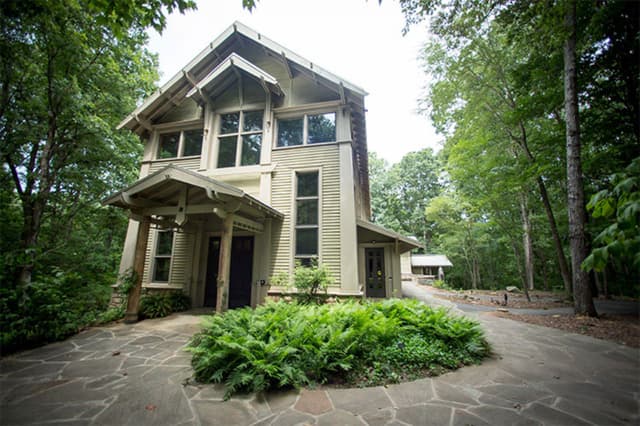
[
  {"x1": 186, "y1": 53, "x2": 282, "y2": 101},
  {"x1": 118, "y1": 21, "x2": 367, "y2": 134},
  {"x1": 103, "y1": 165, "x2": 283, "y2": 230},
  {"x1": 411, "y1": 254, "x2": 453, "y2": 267},
  {"x1": 356, "y1": 219, "x2": 422, "y2": 253}
]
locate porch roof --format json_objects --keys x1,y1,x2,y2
[
  {"x1": 102, "y1": 165, "x2": 283, "y2": 228},
  {"x1": 411, "y1": 254, "x2": 453, "y2": 268},
  {"x1": 356, "y1": 219, "x2": 422, "y2": 253}
]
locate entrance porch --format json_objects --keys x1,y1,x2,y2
[{"x1": 103, "y1": 165, "x2": 282, "y2": 321}]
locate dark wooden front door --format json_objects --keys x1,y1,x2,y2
[
  {"x1": 365, "y1": 248, "x2": 386, "y2": 298},
  {"x1": 204, "y1": 236, "x2": 254, "y2": 308}
]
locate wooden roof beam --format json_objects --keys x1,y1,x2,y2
[{"x1": 280, "y1": 51, "x2": 293, "y2": 79}]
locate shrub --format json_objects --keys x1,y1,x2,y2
[
  {"x1": 0, "y1": 270, "x2": 111, "y2": 355},
  {"x1": 432, "y1": 279, "x2": 452, "y2": 290},
  {"x1": 271, "y1": 260, "x2": 333, "y2": 304},
  {"x1": 96, "y1": 305, "x2": 125, "y2": 324},
  {"x1": 139, "y1": 290, "x2": 191, "y2": 319},
  {"x1": 139, "y1": 293, "x2": 173, "y2": 319},
  {"x1": 169, "y1": 290, "x2": 191, "y2": 312},
  {"x1": 188, "y1": 298, "x2": 490, "y2": 398}
]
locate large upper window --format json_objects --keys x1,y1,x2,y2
[
  {"x1": 277, "y1": 112, "x2": 336, "y2": 147},
  {"x1": 217, "y1": 110, "x2": 263, "y2": 168},
  {"x1": 153, "y1": 230, "x2": 174, "y2": 282},
  {"x1": 157, "y1": 129, "x2": 203, "y2": 159},
  {"x1": 295, "y1": 171, "x2": 319, "y2": 266}
]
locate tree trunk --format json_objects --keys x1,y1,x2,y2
[
  {"x1": 564, "y1": 0, "x2": 597, "y2": 317},
  {"x1": 535, "y1": 177, "x2": 572, "y2": 295},
  {"x1": 515, "y1": 121, "x2": 572, "y2": 295},
  {"x1": 519, "y1": 192, "x2": 535, "y2": 292}
]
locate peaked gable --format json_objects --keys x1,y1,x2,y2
[{"x1": 119, "y1": 22, "x2": 367, "y2": 135}]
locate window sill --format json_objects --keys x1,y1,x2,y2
[
  {"x1": 143, "y1": 155, "x2": 201, "y2": 164},
  {"x1": 143, "y1": 283, "x2": 185, "y2": 290},
  {"x1": 273, "y1": 140, "x2": 344, "y2": 151}
]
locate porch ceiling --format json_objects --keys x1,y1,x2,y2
[
  {"x1": 356, "y1": 219, "x2": 422, "y2": 253},
  {"x1": 102, "y1": 165, "x2": 283, "y2": 228}
]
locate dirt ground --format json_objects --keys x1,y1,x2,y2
[
  {"x1": 492, "y1": 311, "x2": 640, "y2": 348},
  {"x1": 430, "y1": 288, "x2": 573, "y2": 309},
  {"x1": 426, "y1": 286, "x2": 639, "y2": 348}
]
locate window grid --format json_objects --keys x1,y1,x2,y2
[
  {"x1": 152, "y1": 230, "x2": 174, "y2": 283},
  {"x1": 294, "y1": 171, "x2": 319, "y2": 265},
  {"x1": 157, "y1": 129, "x2": 203, "y2": 159},
  {"x1": 217, "y1": 110, "x2": 263, "y2": 168},
  {"x1": 276, "y1": 112, "x2": 336, "y2": 148}
]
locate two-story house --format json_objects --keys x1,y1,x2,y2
[{"x1": 104, "y1": 22, "x2": 420, "y2": 318}]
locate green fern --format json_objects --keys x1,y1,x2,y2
[{"x1": 187, "y1": 299, "x2": 490, "y2": 398}]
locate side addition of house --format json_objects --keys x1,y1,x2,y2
[{"x1": 104, "y1": 22, "x2": 420, "y2": 318}]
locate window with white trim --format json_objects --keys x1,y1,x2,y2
[
  {"x1": 152, "y1": 230, "x2": 174, "y2": 282},
  {"x1": 157, "y1": 129, "x2": 203, "y2": 159},
  {"x1": 277, "y1": 112, "x2": 336, "y2": 147},
  {"x1": 295, "y1": 171, "x2": 319, "y2": 266},
  {"x1": 217, "y1": 110, "x2": 263, "y2": 168}
]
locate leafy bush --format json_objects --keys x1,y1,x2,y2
[
  {"x1": 139, "y1": 293, "x2": 173, "y2": 319},
  {"x1": 169, "y1": 290, "x2": 192, "y2": 312},
  {"x1": 95, "y1": 305, "x2": 125, "y2": 324},
  {"x1": 188, "y1": 299, "x2": 490, "y2": 398},
  {"x1": 431, "y1": 279, "x2": 452, "y2": 290},
  {"x1": 272, "y1": 260, "x2": 333, "y2": 304},
  {"x1": 0, "y1": 270, "x2": 111, "y2": 354},
  {"x1": 139, "y1": 290, "x2": 191, "y2": 319}
]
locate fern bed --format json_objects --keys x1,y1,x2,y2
[{"x1": 187, "y1": 299, "x2": 490, "y2": 398}]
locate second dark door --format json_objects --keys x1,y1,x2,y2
[
  {"x1": 365, "y1": 247, "x2": 386, "y2": 298},
  {"x1": 204, "y1": 236, "x2": 254, "y2": 308}
]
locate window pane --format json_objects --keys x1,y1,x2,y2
[
  {"x1": 158, "y1": 132, "x2": 179, "y2": 159},
  {"x1": 183, "y1": 129, "x2": 203, "y2": 156},
  {"x1": 297, "y1": 172, "x2": 318, "y2": 197},
  {"x1": 241, "y1": 134, "x2": 261, "y2": 166},
  {"x1": 296, "y1": 200, "x2": 318, "y2": 225},
  {"x1": 296, "y1": 228, "x2": 318, "y2": 255},
  {"x1": 217, "y1": 136, "x2": 237, "y2": 168},
  {"x1": 243, "y1": 110, "x2": 263, "y2": 132},
  {"x1": 220, "y1": 113, "x2": 239, "y2": 134},
  {"x1": 277, "y1": 118, "x2": 303, "y2": 147},
  {"x1": 307, "y1": 113, "x2": 336, "y2": 144},
  {"x1": 296, "y1": 257, "x2": 313, "y2": 267},
  {"x1": 153, "y1": 258, "x2": 171, "y2": 282},
  {"x1": 156, "y1": 231, "x2": 173, "y2": 255}
]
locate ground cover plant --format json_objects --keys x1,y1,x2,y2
[{"x1": 188, "y1": 298, "x2": 490, "y2": 398}]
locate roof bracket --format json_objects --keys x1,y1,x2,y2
[
  {"x1": 134, "y1": 114, "x2": 152, "y2": 131},
  {"x1": 339, "y1": 82, "x2": 346, "y2": 105},
  {"x1": 280, "y1": 51, "x2": 293, "y2": 79}
]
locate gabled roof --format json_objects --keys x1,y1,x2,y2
[
  {"x1": 411, "y1": 254, "x2": 453, "y2": 267},
  {"x1": 186, "y1": 53, "x2": 282, "y2": 101},
  {"x1": 119, "y1": 21, "x2": 367, "y2": 134},
  {"x1": 102, "y1": 164, "x2": 283, "y2": 220}
]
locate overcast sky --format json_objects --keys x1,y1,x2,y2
[{"x1": 147, "y1": 0, "x2": 440, "y2": 164}]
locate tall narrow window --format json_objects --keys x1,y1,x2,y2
[
  {"x1": 295, "y1": 171, "x2": 319, "y2": 266},
  {"x1": 153, "y1": 230, "x2": 174, "y2": 282},
  {"x1": 217, "y1": 110, "x2": 263, "y2": 168}
]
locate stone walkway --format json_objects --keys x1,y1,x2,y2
[{"x1": 1, "y1": 296, "x2": 639, "y2": 425}]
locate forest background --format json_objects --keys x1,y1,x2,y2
[{"x1": 0, "y1": 0, "x2": 637, "y2": 353}]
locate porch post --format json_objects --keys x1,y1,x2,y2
[
  {"x1": 124, "y1": 215, "x2": 151, "y2": 323},
  {"x1": 215, "y1": 213, "x2": 234, "y2": 313}
]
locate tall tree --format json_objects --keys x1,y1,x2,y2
[
  {"x1": 0, "y1": 0, "x2": 195, "y2": 287},
  {"x1": 563, "y1": 0, "x2": 596, "y2": 315}
]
